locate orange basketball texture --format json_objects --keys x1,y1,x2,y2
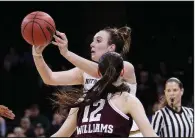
[{"x1": 21, "y1": 11, "x2": 56, "y2": 46}]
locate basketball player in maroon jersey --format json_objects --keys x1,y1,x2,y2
[{"x1": 50, "y1": 52, "x2": 157, "y2": 137}]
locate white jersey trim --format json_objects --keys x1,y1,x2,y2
[{"x1": 107, "y1": 94, "x2": 129, "y2": 120}]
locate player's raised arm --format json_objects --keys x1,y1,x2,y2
[
  {"x1": 0, "y1": 105, "x2": 15, "y2": 120},
  {"x1": 33, "y1": 52, "x2": 83, "y2": 86},
  {"x1": 52, "y1": 29, "x2": 136, "y2": 84},
  {"x1": 52, "y1": 30, "x2": 100, "y2": 78},
  {"x1": 21, "y1": 11, "x2": 83, "y2": 86}
]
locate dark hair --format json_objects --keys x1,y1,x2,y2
[
  {"x1": 52, "y1": 52, "x2": 130, "y2": 116},
  {"x1": 165, "y1": 77, "x2": 183, "y2": 89},
  {"x1": 103, "y1": 26, "x2": 131, "y2": 57}
]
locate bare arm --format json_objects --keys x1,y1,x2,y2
[
  {"x1": 33, "y1": 47, "x2": 83, "y2": 86},
  {"x1": 63, "y1": 51, "x2": 99, "y2": 78},
  {"x1": 126, "y1": 94, "x2": 157, "y2": 137},
  {"x1": 51, "y1": 108, "x2": 78, "y2": 137},
  {"x1": 52, "y1": 31, "x2": 136, "y2": 84},
  {"x1": 62, "y1": 52, "x2": 136, "y2": 84}
]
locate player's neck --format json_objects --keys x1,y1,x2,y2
[{"x1": 112, "y1": 77, "x2": 123, "y2": 86}]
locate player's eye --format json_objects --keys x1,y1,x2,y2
[{"x1": 97, "y1": 39, "x2": 101, "y2": 43}]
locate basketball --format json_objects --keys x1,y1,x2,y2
[{"x1": 21, "y1": 11, "x2": 56, "y2": 47}]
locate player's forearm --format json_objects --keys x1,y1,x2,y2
[
  {"x1": 62, "y1": 51, "x2": 99, "y2": 78},
  {"x1": 33, "y1": 56, "x2": 53, "y2": 84}
]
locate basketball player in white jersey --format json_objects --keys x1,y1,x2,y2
[{"x1": 32, "y1": 26, "x2": 140, "y2": 136}]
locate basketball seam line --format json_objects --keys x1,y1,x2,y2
[
  {"x1": 27, "y1": 18, "x2": 55, "y2": 31},
  {"x1": 22, "y1": 22, "x2": 31, "y2": 36},
  {"x1": 32, "y1": 12, "x2": 40, "y2": 46},
  {"x1": 34, "y1": 21, "x2": 48, "y2": 44}
]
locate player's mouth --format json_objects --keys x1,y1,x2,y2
[{"x1": 91, "y1": 50, "x2": 95, "y2": 54}]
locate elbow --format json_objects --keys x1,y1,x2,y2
[
  {"x1": 42, "y1": 79, "x2": 52, "y2": 85},
  {"x1": 42, "y1": 73, "x2": 57, "y2": 86},
  {"x1": 41, "y1": 76, "x2": 52, "y2": 85}
]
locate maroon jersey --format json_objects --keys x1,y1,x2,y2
[{"x1": 75, "y1": 95, "x2": 133, "y2": 137}]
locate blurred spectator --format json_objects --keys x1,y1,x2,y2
[
  {"x1": 24, "y1": 109, "x2": 31, "y2": 118},
  {"x1": 4, "y1": 47, "x2": 20, "y2": 68},
  {"x1": 13, "y1": 127, "x2": 26, "y2": 137},
  {"x1": 135, "y1": 63, "x2": 144, "y2": 80},
  {"x1": 20, "y1": 117, "x2": 35, "y2": 137},
  {"x1": 28, "y1": 104, "x2": 50, "y2": 132},
  {"x1": 3, "y1": 60, "x2": 12, "y2": 72},
  {"x1": 159, "y1": 62, "x2": 169, "y2": 79},
  {"x1": 0, "y1": 117, "x2": 6, "y2": 137},
  {"x1": 48, "y1": 113, "x2": 64, "y2": 136},
  {"x1": 152, "y1": 95, "x2": 166, "y2": 113},
  {"x1": 7, "y1": 133, "x2": 16, "y2": 137},
  {"x1": 137, "y1": 70, "x2": 150, "y2": 92},
  {"x1": 34, "y1": 123, "x2": 45, "y2": 137},
  {"x1": 152, "y1": 73, "x2": 164, "y2": 95}
]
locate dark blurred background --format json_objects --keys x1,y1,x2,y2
[{"x1": 0, "y1": 1, "x2": 193, "y2": 137}]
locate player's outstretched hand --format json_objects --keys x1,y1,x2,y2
[
  {"x1": 0, "y1": 105, "x2": 15, "y2": 120},
  {"x1": 52, "y1": 30, "x2": 69, "y2": 56}
]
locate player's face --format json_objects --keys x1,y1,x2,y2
[
  {"x1": 90, "y1": 31, "x2": 113, "y2": 62},
  {"x1": 164, "y1": 82, "x2": 183, "y2": 106}
]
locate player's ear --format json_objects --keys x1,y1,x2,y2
[
  {"x1": 120, "y1": 68, "x2": 124, "y2": 76},
  {"x1": 181, "y1": 88, "x2": 184, "y2": 96},
  {"x1": 108, "y1": 44, "x2": 116, "y2": 52}
]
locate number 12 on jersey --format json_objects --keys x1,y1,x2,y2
[{"x1": 82, "y1": 99, "x2": 106, "y2": 123}]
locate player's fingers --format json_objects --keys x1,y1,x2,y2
[
  {"x1": 0, "y1": 105, "x2": 8, "y2": 110},
  {"x1": 51, "y1": 41, "x2": 59, "y2": 46},
  {"x1": 56, "y1": 30, "x2": 67, "y2": 41},
  {"x1": 53, "y1": 35, "x2": 64, "y2": 44},
  {"x1": 52, "y1": 41, "x2": 63, "y2": 48},
  {"x1": 4, "y1": 112, "x2": 15, "y2": 120},
  {"x1": 1, "y1": 110, "x2": 15, "y2": 119}
]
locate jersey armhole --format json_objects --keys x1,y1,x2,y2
[{"x1": 79, "y1": 69, "x2": 84, "y2": 85}]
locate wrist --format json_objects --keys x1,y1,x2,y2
[
  {"x1": 62, "y1": 50, "x2": 70, "y2": 58},
  {"x1": 32, "y1": 46, "x2": 42, "y2": 57}
]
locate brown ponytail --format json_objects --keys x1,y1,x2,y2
[
  {"x1": 51, "y1": 52, "x2": 130, "y2": 117},
  {"x1": 103, "y1": 26, "x2": 132, "y2": 57},
  {"x1": 117, "y1": 26, "x2": 131, "y2": 56}
]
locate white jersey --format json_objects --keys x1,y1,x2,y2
[
  {"x1": 83, "y1": 72, "x2": 99, "y2": 92},
  {"x1": 83, "y1": 72, "x2": 137, "y2": 96}
]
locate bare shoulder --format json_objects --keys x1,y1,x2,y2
[
  {"x1": 121, "y1": 92, "x2": 138, "y2": 104},
  {"x1": 123, "y1": 61, "x2": 136, "y2": 83},
  {"x1": 124, "y1": 61, "x2": 135, "y2": 70},
  {"x1": 121, "y1": 92, "x2": 145, "y2": 115}
]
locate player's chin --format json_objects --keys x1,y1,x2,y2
[{"x1": 91, "y1": 54, "x2": 98, "y2": 62}]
